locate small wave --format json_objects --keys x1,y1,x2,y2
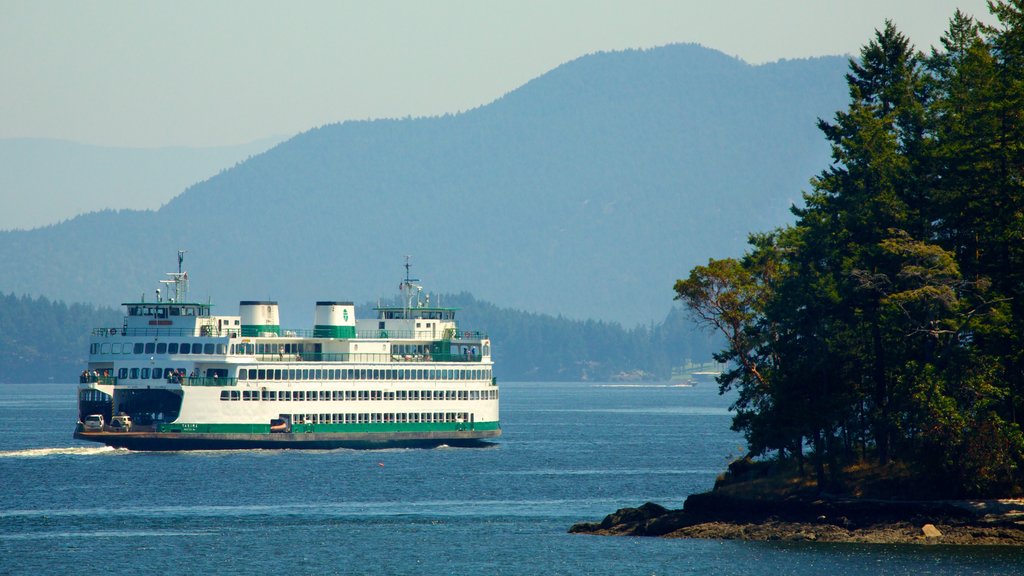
[
  {"x1": 593, "y1": 384, "x2": 673, "y2": 388},
  {"x1": 0, "y1": 446, "x2": 123, "y2": 458},
  {"x1": 0, "y1": 529, "x2": 215, "y2": 541}
]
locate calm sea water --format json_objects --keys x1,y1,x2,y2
[{"x1": 1, "y1": 381, "x2": 1021, "y2": 575}]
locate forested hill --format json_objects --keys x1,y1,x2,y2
[
  {"x1": 0, "y1": 293, "x2": 120, "y2": 383},
  {"x1": 0, "y1": 44, "x2": 848, "y2": 327},
  {"x1": 0, "y1": 291, "x2": 717, "y2": 384},
  {"x1": 676, "y1": 9, "x2": 1024, "y2": 497}
]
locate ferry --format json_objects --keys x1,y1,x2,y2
[{"x1": 74, "y1": 253, "x2": 500, "y2": 450}]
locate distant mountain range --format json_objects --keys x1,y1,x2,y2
[
  {"x1": 0, "y1": 136, "x2": 283, "y2": 231},
  {"x1": 0, "y1": 44, "x2": 848, "y2": 326}
]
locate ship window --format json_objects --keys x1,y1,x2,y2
[
  {"x1": 230, "y1": 390, "x2": 240, "y2": 401},
  {"x1": 204, "y1": 343, "x2": 215, "y2": 354},
  {"x1": 268, "y1": 391, "x2": 277, "y2": 401},
  {"x1": 220, "y1": 390, "x2": 229, "y2": 400},
  {"x1": 118, "y1": 368, "x2": 128, "y2": 379},
  {"x1": 133, "y1": 343, "x2": 143, "y2": 354},
  {"x1": 152, "y1": 369, "x2": 163, "y2": 380},
  {"x1": 155, "y1": 343, "x2": 166, "y2": 354},
  {"x1": 217, "y1": 344, "x2": 227, "y2": 354},
  {"x1": 99, "y1": 343, "x2": 109, "y2": 354},
  {"x1": 238, "y1": 371, "x2": 247, "y2": 381},
  {"x1": 179, "y1": 343, "x2": 190, "y2": 355},
  {"x1": 140, "y1": 368, "x2": 150, "y2": 379},
  {"x1": 145, "y1": 343, "x2": 155, "y2": 354},
  {"x1": 167, "y1": 343, "x2": 178, "y2": 354},
  {"x1": 257, "y1": 369, "x2": 266, "y2": 380},
  {"x1": 243, "y1": 390, "x2": 251, "y2": 400}
]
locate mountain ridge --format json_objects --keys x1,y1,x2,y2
[
  {"x1": 0, "y1": 44, "x2": 849, "y2": 326},
  {"x1": 0, "y1": 136, "x2": 284, "y2": 231}
]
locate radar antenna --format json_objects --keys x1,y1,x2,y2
[
  {"x1": 160, "y1": 250, "x2": 189, "y2": 303},
  {"x1": 400, "y1": 255, "x2": 423, "y2": 313}
]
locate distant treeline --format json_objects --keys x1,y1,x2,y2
[
  {"x1": 0, "y1": 292, "x2": 121, "y2": 383},
  {"x1": 392, "y1": 292, "x2": 718, "y2": 382},
  {"x1": 0, "y1": 290, "x2": 717, "y2": 384},
  {"x1": 676, "y1": 7, "x2": 1024, "y2": 497}
]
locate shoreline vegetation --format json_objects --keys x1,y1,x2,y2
[
  {"x1": 577, "y1": 3, "x2": 1024, "y2": 542},
  {"x1": 569, "y1": 459, "x2": 1024, "y2": 545}
]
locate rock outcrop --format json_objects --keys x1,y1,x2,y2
[{"x1": 569, "y1": 495, "x2": 1024, "y2": 545}]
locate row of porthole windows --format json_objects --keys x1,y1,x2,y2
[
  {"x1": 221, "y1": 389, "x2": 499, "y2": 402},
  {"x1": 91, "y1": 342, "x2": 227, "y2": 356},
  {"x1": 237, "y1": 367, "x2": 492, "y2": 382},
  {"x1": 287, "y1": 412, "x2": 469, "y2": 425}
]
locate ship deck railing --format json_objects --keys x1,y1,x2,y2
[
  {"x1": 180, "y1": 376, "x2": 239, "y2": 387},
  {"x1": 295, "y1": 329, "x2": 488, "y2": 340},
  {"x1": 245, "y1": 352, "x2": 484, "y2": 363},
  {"x1": 92, "y1": 327, "x2": 488, "y2": 340},
  {"x1": 92, "y1": 327, "x2": 242, "y2": 338},
  {"x1": 79, "y1": 375, "x2": 117, "y2": 386}
]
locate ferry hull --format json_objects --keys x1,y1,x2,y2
[{"x1": 73, "y1": 429, "x2": 501, "y2": 451}]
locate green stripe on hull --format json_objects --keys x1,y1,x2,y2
[{"x1": 160, "y1": 421, "x2": 501, "y2": 434}]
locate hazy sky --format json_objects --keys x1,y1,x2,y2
[{"x1": 2, "y1": 0, "x2": 993, "y2": 148}]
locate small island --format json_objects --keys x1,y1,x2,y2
[
  {"x1": 570, "y1": 458, "x2": 1024, "y2": 545},
  {"x1": 576, "y1": 5, "x2": 1024, "y2": 544}
]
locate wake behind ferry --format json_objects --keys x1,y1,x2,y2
[{"x1": 74, "y1": 254, "x2": 500, "y2": 450}]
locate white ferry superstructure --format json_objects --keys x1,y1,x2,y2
[{"x1": 74, "y1": 254, "x2": 500, "y2": 450}]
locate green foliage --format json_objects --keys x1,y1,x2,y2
[
  {"x1": 675, "y1": 5, "x2": 1024, "y2": 497},
  {"x1": 0, "y1": 292, "x2": 121, "y2": 383}
]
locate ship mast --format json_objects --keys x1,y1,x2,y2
[
  {"x1": 400, "y1": 255, "x2": 423, "y2": 315},
  {"x1": 159, "y1": 249, "x2": 189, "y2": 303}
]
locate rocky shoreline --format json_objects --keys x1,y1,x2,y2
[{"x1": 569, "y1": 492, "x2": 1024, "y2": 545}]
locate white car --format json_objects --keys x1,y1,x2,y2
[
  {"x1": 109, "y1": 415, "x2": 132, "y2": 432},
  {"x1": 82, "y1": 414, "x2": 104, "y2": 431}
]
